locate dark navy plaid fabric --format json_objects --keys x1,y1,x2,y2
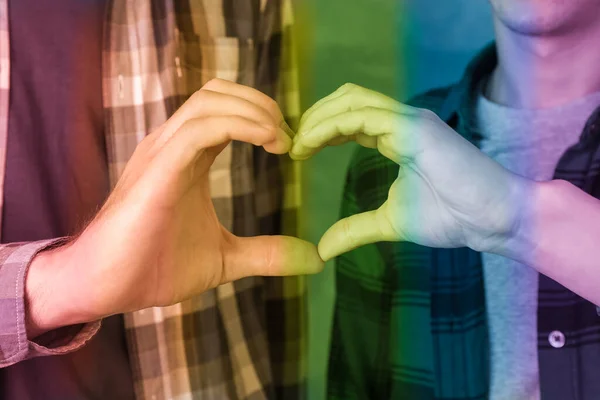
[{"x1": 328, "y1": 43, "x2": 600, "y2": 400}]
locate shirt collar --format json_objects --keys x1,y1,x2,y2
[
  {"x1": 438, "y1": 42, "x2": 497, "y2": 142},
  {"x1": 579, "y1": 105, "x2": 600, "y2": 145},
  {"x1": 440, "y1": 42, "x2": 600, "y2": 146}
]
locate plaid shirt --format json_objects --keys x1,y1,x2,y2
[
  {"x1": 328, "y1": 43, "x2": 600, "y2": 400},
  {"x1": 0, "y1": 1, "x2": 305, "y2": 399}
]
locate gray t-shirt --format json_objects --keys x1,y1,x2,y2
[{"x1": 476, "y1": 86, "x2": 600, "y2": 400}]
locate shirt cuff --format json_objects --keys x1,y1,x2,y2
[{"x1": 0, "y1": 239, "x2": 101, "y2": 367}]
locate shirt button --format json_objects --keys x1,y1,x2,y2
[{"x1": 548, "y1": 330, "x2": 566, "y2": 348}]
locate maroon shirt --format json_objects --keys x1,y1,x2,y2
[{"x1": 0, "y1": 0, "x2": 134, "y2": 398}]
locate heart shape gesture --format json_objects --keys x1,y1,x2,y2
[
  {"x1": 26, "y1": 79, "x2": 324, "y2": 336},
  {"x1": 290, "y1": 83, "x2": 530, "y2": 261}
]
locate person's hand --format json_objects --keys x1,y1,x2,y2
[
  {"x1": 27, "y1": 79, "x2": 323, "y2": 336},
  {"x1": 291, "y1": 83, "x2": 532, "y2": 261}
]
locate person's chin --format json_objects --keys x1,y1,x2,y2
[
  {"x1": 497, "y1": 15, "x2": 565, "y2": 37},
  {"x1": 490, "y1": 0, "x2": 583, "y2": 36}
]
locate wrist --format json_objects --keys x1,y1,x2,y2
[
  {"x1": 25, "y1": 240, "x2": 96, "y2": 338},
  {"x1": 495, "y1": 178, "x2": 565, "y2": 265},
  {"x1": 483, "y1": 174, "x2": 540, "y2": 261}
]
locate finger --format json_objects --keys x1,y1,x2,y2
[
  {"x1": 290, "y1": 134, "x2": 377, "y2": 161},
  {"x1": 298, "y1": 83, "x2": 352, "y2": 128},
  {"x1": 202, "y1": 78, "x2": 294, "y2": 137},
  {"x1": 289, "y1": 134, "x2": 377, "y2": 161},
  {"x1": 318, "y1": 202, "x2": 400, "y2": 261},
  {"x1": 149, "y1": 116, "x2": 287, "y2": 182},
  {"x1": 291, "y1": 107, "x2": 419, "y2": 162},
  {"x1": 223, "y1": 235, "x2": 325, "y2": 281},
  {"x1": 298, "y1": 83, "x2": 412, "y2": 135},
  {"x1": 156, "y1": 89, "x2": 279, "y2": 146}
]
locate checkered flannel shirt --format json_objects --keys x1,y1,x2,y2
[
  {"x1": 328, "y1": 43, "x2": 600, "y2": 400},
  {"x1": 0, "y1": 1, "x2": 305, "y2": 399}
]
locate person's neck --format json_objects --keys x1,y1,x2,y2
[{"x1": 487, "y1": 17, "x2": 600, "y2": 109}]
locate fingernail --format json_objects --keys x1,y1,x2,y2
[
  {"x1": 293, "y1": 128, "x2": 309, "y2": 146},
  {"x1": 288, "y1": 148, "x2": 309, "y2": 161},
  {"x1": 280, "y1": 120, "x2": 294, "y2": 138},
  {"x1": 278, "y1": 127, "x2": 292, "y2": 148},
  {"x1": 317, "y1": 243, "x2": 332, "y2": 262}
]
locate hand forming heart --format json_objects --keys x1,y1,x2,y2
[{"x1": 291, "y1": 83, "x2": 531, "y2": 262}]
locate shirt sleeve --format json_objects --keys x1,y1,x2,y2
[{"x1": 0, "y1": 239, "x2": 100, "y2": 368}]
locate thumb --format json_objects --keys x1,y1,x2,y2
[
  {"x1": 223, "y1": 235, "x2": 324, "y2": 282},
  {"x1": 318, "y1": 203, "x2": 399, "y2": 261}
]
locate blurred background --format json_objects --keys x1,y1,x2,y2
[{"x1": 295, "y1": 1, "x2": 495, "y2": 399}]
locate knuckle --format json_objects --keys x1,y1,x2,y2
[
  {"x1": 361, "y1": 105, "x2": 378, "y2": 114},
  {"x1": 202, "y1": 77, "x2": 225, "y2": 90},
  {"x1": 416, "y1": 108, "x2": 440, "y2": 122},
  {"x1": 262, "y1": 123, "x2": 278, "y2": 140},
  {"x1": 342, "y1": 82, "x2": 369, "y2": 98},
  {"x1": 264, "y1": 97, "x2": 281, "y2": 117},
  {"x1": 179, "y1": 117, "x2": 196, "y2": 131},
  {"x1": 190, "y1": 88, "x2": 208, "y2": 103},
  {"x1": 263, "y1": 241, "x2": 276, "y2": 275},
  {"x1": 340, "y1": 82, "x2": 358, "y2": 92},
  {"x1": 179, "y1": 116, "x2": 213, "y2": 136},
  {"x1": 341, "y1": 219, "x2": 356, "y2": 247}
]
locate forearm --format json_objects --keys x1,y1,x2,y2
[{"x1": 499, "y1": 179, "x2": 600, "y2": 305}]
